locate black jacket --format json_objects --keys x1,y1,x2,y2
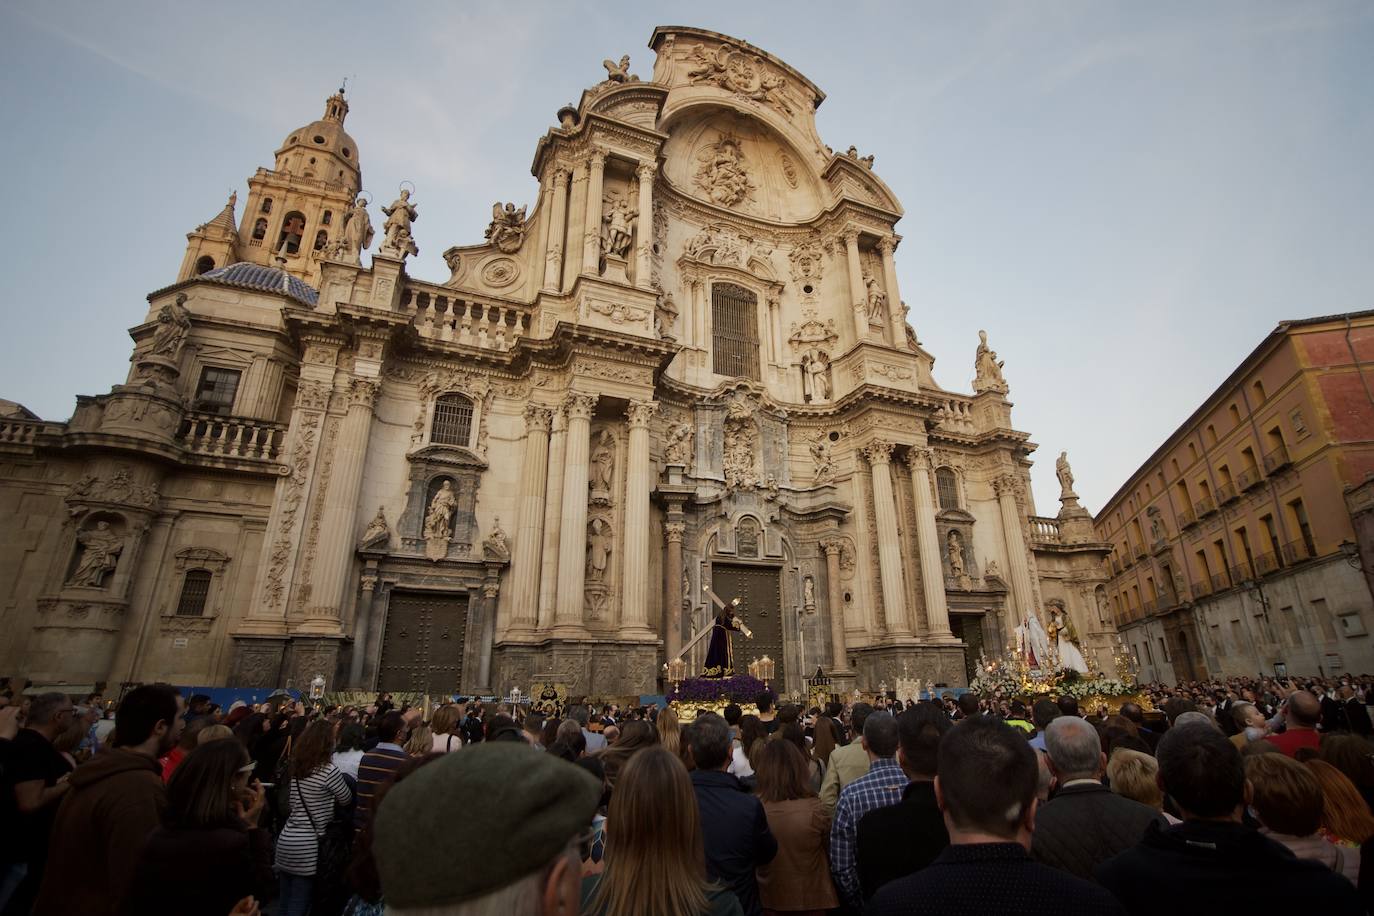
[
  {"x1": 691, "y1": 769, "x2": 777, "y2": 916},
  {"x1": 1031, "y1": 782, "x2": 1165, "y2": 880},
  {"x1": 123, "y1": 824, "x2": 274, "y2": 916},
  {"x1": 856, "y1": 779, "x2": 949, "y2": 901},
  {"x1": 1096, "y1": 819, "x2": 1363, "y2": 915},
  {"x1": 867, "y1": 842, "x2": 1125, "y2": 916}
]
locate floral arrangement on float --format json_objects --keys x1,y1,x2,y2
[
  {"x1": 969, "y1": 634, "x2": 1153, "y2": 713},
  {"x1": 666, "y1": 661, "x2": 773, "y2": 721}
]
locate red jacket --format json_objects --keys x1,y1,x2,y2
[{"x1": 1264, "y1": 727, "x2": 1320, "y2": 757}]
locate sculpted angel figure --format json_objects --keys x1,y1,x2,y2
[
  {"x1": 663, "y1": 422, "x2": 694, "y2": 466},
  {"x1": 485, "y1": 202, "x2": 527, "y2": 252},
  {"x1": 810, "y1": 432, "x2": 835, "y2": 482},
  {"x1": 150, "y1": 294, "x2": 192, "y2": 359},
  {"x1": 381, "y1": 189, "x2": 418, "y2": 257}
]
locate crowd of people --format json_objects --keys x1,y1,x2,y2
[{"x1": 1, "y1": 674, "x2": 1372, "y2": 915}]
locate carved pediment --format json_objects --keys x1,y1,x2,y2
[
  {"x1": 936, "y1": 508, "x2": 976, "y2": 524},
  {"x1": 787, "y1": 307, "x2": 838, "y2": 351},
  {"x1": 700, "y1": 378, "x2": 787, "y2": 419},
  {"x1": 408, "y1": 443, "x2": 489, "y2": 469}
]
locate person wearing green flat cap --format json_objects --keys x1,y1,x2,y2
[{"x1": 372, "y1": 741, "x2": 601, "y2": 915}]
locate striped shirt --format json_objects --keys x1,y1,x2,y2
[
  {"x1": 830, "y1": 757, "x2": 908, "y2": 909},
  {"x1": 354, "y1": 743, "x2": 408, "y2": 828},
  {"x1": 274, "y1": 763, "x2": 351, "y2": 876}
]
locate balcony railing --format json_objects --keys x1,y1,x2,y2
[
  {"x1": 0, "y1": 419, "x2": 41, "y2": 446},
  {"x1": 1195, "y1": 497, "x2": 1216, "y2": 517},
  {"x1": 177, "y1": 413, "x2": 285, "y2": 462},
  {"x1": 1263, "y1": 444, "x2": 1291, "y2": 474},
  {"x1": 403, "y1": 282, "x2": 532, "y2": 351},
  {"x1": 1254, "y1": 552, "x2": 1279, "y2": 576},
  {"x1": 1281, "y1": 539, "x2": 1315, "y2": 565},
  {"x1": 1237, "y1": 467, "x2": 1263, "y2": 491},
  {"x1": 1028, "y1": 516, "x2": 1062, "y2": 545},
  {"x1": 1177, "y1": 508, "x2": 1197, "y2": 529},
  {"x1": 1217, "y1": 482, "x2": 1239, "y2": 505}
]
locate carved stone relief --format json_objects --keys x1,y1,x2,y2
[
  {"x1": 694, "y1": 134, "x2": 756, "y2": 208},
  {"x1": 586, "y1": 517, "x2": 613, "y2": 583},
  {"x1": 485, "y1": 202, "x2": 527, "y2": 253},
  {"x1": 722, "y1": 396, "x2": 759, "y2": 491},
  {"x1": 685, "y1": 43, "x2": 796, "y2": 115},
  {"x1": 664, "y1": 421, "x2": 695, "y2": 468}
]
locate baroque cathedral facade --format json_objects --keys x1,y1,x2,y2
[{"x1": 0, "y1": 27, "x2": 1117, "y2": 698}]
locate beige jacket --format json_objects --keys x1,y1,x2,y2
[{"x1": 819, "y1": 742, "x2": 870, "y2": 816}]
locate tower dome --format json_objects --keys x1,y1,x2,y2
[{"x1": 273, "y1": 87, "x2": 361, "y2": 192}]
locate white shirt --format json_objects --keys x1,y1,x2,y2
[
  {"x1": 432, "y1": 732, "x2": 462, "y2": 753},
  {"x1": 331, "y1": 749, "x2": 364, "y2": 779}
]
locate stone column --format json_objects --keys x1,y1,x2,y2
[
  {"x1": 301, "y1": 377, "x2": 378, "y2": 634},
  {"x1": 663, "y1": 521, "x2": 686, "y2": 660},
  {"x1": 635, "y1": 162, "x2": 656, "y2": 290},
  {"x1": 348, "y1": 574, "x2": 378, "y2": 686},
  {"x1": 542, "y1": 168, "x2": 569, "y2": 293},
  {"x1": 820, "y1": 538, "x2": 852, "y2": 672},
  {"x1": 621, "y1": 401, "x2": 658, "y2": 633},
  {"x1": 996, "y1": 474, "x2": 1037, "y2": 623},
  {"x1": 506, "y1": 405, "x2": 552, "y2": 637},
  {"x1": 862, "y1": 440, "x2": 910, "y2": 635},
  {"x1": 879, "y1": 237, "x2": 903, "y2": 347},
  {"x1": 479, "y1": 580, "x2": 498, "y2": 688},
  {"x1": 905, "y1": 447, "x2": 955, "y2": 640},
  {"x1": 582, "y1": 150, "x2": 606, "y2": 276},
  {"x1": 692, "y1": 278, "x2": 706, "y2": 352},
  {"x1": 562, "y1": 161, "x2": 588, "y2": 291},
  {"x1": 843, "y1": 229, "x2": 868, "y2": 342},
  {"x1": 554, "y1": 393, "x2": 597, "y2": 629},
  {"x1": 536, "y1": 408, "x2": 567, "y2": 630}
]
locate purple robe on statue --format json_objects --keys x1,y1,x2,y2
[{"x1": 703, "y1": 610, "x2": 743, "y2": 678}]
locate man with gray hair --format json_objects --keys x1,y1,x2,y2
[
  {"x1": 1031, "y1": 715, "x2": 1164, "y2": 880},
  {"x1": 831, "y1": 710, "x2": 905, "y2": 909}
]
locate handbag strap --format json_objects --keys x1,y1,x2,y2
[{"x1": 295, "y1": 776, "x2": 322, "y2": 836}]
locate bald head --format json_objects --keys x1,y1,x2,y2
[
  {"x1": 1286, "y1": 690, "x2": 1320, "y2": 728},
  {"x1": 1044, "y1": 714, "x2": 1104, "y2": 780}
]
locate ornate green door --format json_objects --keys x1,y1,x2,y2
[
  {"x1": 377, "y1": 592, "x2": 467, "y2": 694},
  {"x1": 711, "y1": 565, "x2": 784, "y2": 686}
]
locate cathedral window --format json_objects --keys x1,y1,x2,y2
[
  {"x1": 277, "y1": 211, "x2": 306, "y2": 255},
  {"x1": 936, "y1": 467, "x2": 960, "y2": 510},
  {"x1": 252, "y1": 218, "x2": 268, "y2": 241},
  {"x1": 194, "y1": 256, "x2": 215, "y2": 275},
  {"x1": 261, "y1": 198, "x2": 273, "y2": 214},
  {"x1": 175, "y1": 569, "x2": 212, "y2": 617},
  {"x1": 313, "y1": 230, "x2": 328, "y2": 251},
  {"x1": 321, "y1": 210, "x2": 332, "y2": 226},
  {"x1": 431, "y1": 394, "x2": 475, "y2": 447},
  {"x1": 194, "y1": 367, "x2": 241, "y2": 416},
  {"x1": 711, "y1": 283, "x2": 760, "y2": 380}
]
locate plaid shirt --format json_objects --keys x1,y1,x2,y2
[{"x1": 830, "y1": 757, "x2": 908, "y2": 908}]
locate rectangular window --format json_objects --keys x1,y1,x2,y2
[
  {"x1": 711, "y1": 283, "x2": 760, "y2": 380},
  {"x1": 431, "y1": 394, "x2": 475, "y2": 447},
  {"x1": 1159, "y1": 636, "x2": 1170, "y2": 664},
  {"x1": 1290, "y1": 498, "x2": 1317, "y2": 558},
  {"x1": 194, "y1": 367, "x2": 241, "y2": 416},
  {"x1": 176, "y1": 569, "x2": 212, "y2": 617}
]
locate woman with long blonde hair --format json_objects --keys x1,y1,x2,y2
[
  {"x1": 657, "y1": 706, "x2": 684, "y2": 760},
  {"x1": 583, "y1": 747, "x2": 741, "y2": 916}
]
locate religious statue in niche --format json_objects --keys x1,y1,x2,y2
[
  {"x1": 803, "y1": 576, "x2": 816, "y2": 609},
  {"x1": 485, "y1": 202, "x2": 527, "y2": 253},
  {"x1": 973, "y1": 329, "x2": 1008, "y2": 393},
  {"x1": 333, "y1": 194, "x2": 374, "y2": 264},
  {"x1": 586, "y1": 518, "x2": 613, "y2": 582},
  {"x1": 695, "y1": 135, "x2": 755, "y2": 208},
  {"x1": 655, "y1": 292, "x2": 678, "y2": 340},
  {"x1": 1096, "y1": 588, "x2": 1111, "y2": 623},
  {"x1": 722, "y1": 399, "x2": 759, "y2": 491},
  {"x1": 483, "y1": 517, "x2": 510, "y2": 561},
  {"x1": 381, "y1": 188, "x2": 419, "y2": 258},
  {"x1": 1149, "y1": 510, "x2": 1166, "y2": 544},
  {"x1": 68, "y1": 521, "x2": 122, "y2": 588},
  {"x1": 589, "y1": 430, "x2": 616, "y2": 505},
  {"x1": 863, "y1": 274, "x2": 888, "y2": 325},
  {"x1": 601, "y1": 194, "x2": 637, "y2": 261},
  {"x1": 1056, "y1": 451, "x2": 1077, "y2": 499},
  {"x1": 810, "y1": 431, "x2": 835, "y2": 484},
  {"x1": 149, "y1": 294, "x2": 192, "y2": 361},
  {"x1": 946, "y1": 529, "x2": 966, "y2": 579},
  {"x1": 801, "y1": 349, "x2": 832, "y2": 403},
  {"x1": 359, "y1": 506, "x2": 391, "y2": 550},
  {"x1": 664, "y1": 421, "x2": 695, "y2": 467},
  {"x1": 423, "y1": 480, "x2": 457, "y2": 541}
]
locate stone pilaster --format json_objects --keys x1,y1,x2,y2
[
  {"x1": 506, "y1": 405, "x2": 553, "y2": 638},
  {"x1": 620, "y1": 400, "x2": 657, "y2": 634},
  {"x1": 862, "y1": 440, "x2": 910, "y2": 635},
  {"x1": 843, "y1": 229, "x2": 868, "y2": 342},
  {"x1": 663, "y1": 521, "x2": 686, "y2": 661},
  {"x1": 635, "y1": 162, "x2": 656, "y2": 290},
  {"x1": 301, "y1": 376, "x2": 378, "y2": 634},
  {"x1": 905, "y1": 447, "x2": 955, "y2": 641},
  {"x1": 820, "y1": 537, "x2": 852, "y2": 672},
  {"x1": 542, "y1": 167, "x2": 569, "y2": 293},
  {"x1": 347, "y1": 573, "x2": 378, "y2": 687},
  {"x1": 879, "y1": 237, "x2": 904, "y2": 347},
  {"x1": 537, "y1": 408, "x2": 568, "y2": 631},
  {"x1": 582, "y1": 150, "x2": 606, "y2": 276},
  {"x1": 996, "y1": 474, "x2": 1037, "y2": 625},
  {"x1": 554, "y1": 392, "x2": 597, "y2": 631}
]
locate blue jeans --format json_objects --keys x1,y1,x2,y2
[{"x1": 278, "y1": 873, "x2": 314, "y2": 916}]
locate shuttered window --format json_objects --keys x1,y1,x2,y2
[
  {"x1": 936, "y1": 467, "x2": 960, "y2": 510},
  {"x1": 176, "y1": 569, "x2": 212, "y2": 617},
  {"x1": 432, "y1": 394, "x2": 474, "y2": 447},
  {"x1": 711, "y1": 283, "x2": 760, "y2": 380}
]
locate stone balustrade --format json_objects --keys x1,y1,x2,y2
[
  {"x1": 402, "y1": 282, "x2": 531, "y2": 351},
  {"x1": 178, "y1": 412, "x2": 285, "y2": 462},
  {"x1": 1028, "y1": 516, "x2": 1062, "y2": 544},
  {"x1": 0, "y1": 419, "x2": 43, "y2": 447},
  {"x1": 933, "y1": 397, "x2": 976, "y2": 433}
]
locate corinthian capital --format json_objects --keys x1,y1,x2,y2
[
  {"x1": 349, "y1": 377, "x2": 380, "y2": 408},
  {"x1": 626, "y1": 400, "x2": 659, "y2": 429},
  {"x1": 860, "y1": 440, "x2": 896, "y2": 466},
  {"x1": 523, "y1": 404, "x2": 554, "y2": 434},
  {"x1": 993, "y1": 474, "x2": 1022, "y2": 498},
  {"x1": 664, "y1": 521, "x2": 685, "y2": 544},
  {"x1": 819, "y1": 537, "x2": 845, "y2": 557},
  {"x1": 877, "y1": 237, "x2": 896, "y2": 257},
  {"x1": 636, "y1": 161, "x2": 657, "y2": 182},
  {"x1": 903, "y1": 446, "x2": 934, "y2": 472},
  {"x1": 562, "y1": 392, "x2": 598, "y2": 421},
  {"x1": 588, "y1": 148, "x2": 607, "y2": 169}
]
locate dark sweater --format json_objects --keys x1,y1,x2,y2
[
  {"x1": 691, "y1": 769, "x2": 778, "y2": 916},
  {"x1": 855, "y1": 779, "x2": 949, "y2": 901},
  {"x1": 123, "y1": 824, "x2": 274, "y2": 916},
  {"x1": 1030, "y1": 782, "x2": 1165, "y2": 880}
]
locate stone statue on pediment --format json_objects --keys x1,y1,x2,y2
[
  {"x1": 485, "y1": 202, "x2": 527, "y2": 253},
  {"x1": 360, "y1": 506, "x2": 391, "y2": 549},
  {"x1": 483, "y1": 517, "x2": 510, "y2": 560},
  {"x1": 150, "y1": 294, "x2": 192, "y2": 360},
  {"x1": 973, "y1": 329, "x2": 1008, "y2": 393},
  {"x1": 333, "y1": 195, "x2": 373, "y2": 264},
  {"x1": 381, "y1": 189, "x2": 418, "y2": 258},
  {"x1": 602, "y1": 55, "x2": 635, "y2": 83}
]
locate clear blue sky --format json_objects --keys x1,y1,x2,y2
[{"x1": 1, "y1": 1, "x2": 1371, "y2": 515}]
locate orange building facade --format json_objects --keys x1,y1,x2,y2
[{"x1": 1095, "y1": 311, "x2": 1374, "y2": 682}]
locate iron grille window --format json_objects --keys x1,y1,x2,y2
[
  {"x1": 176, "y1": 569, "x2": 212, "y2": 617},
  {"x1": 711, "y1": 283, "x2": 760, "y2": 380},
  {"x1": 194, "y1": 368, "x2": 241, "y2": 416},
  {"x1": 936, "y1": 467, "x2": 960, "y2": 510},
  {"x1": 432, "y1": 394, "x2": 474, "y2": 447}
]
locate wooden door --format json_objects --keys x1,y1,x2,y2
[
  {"x1": 377, "y1": 592, "x2": 468, "y2": 694},
  {"x1": 711, "y1": 564, "x2": 784, "y2": 685}
]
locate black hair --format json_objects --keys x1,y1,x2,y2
[
  {"x1": 685, "y1": 712, "x2": 732, "y2": 770},
  {"x1": 937, "y1": 717, "x2": 1037, "y2": 837},
  {"x1": 863, "y1": 711, "x2": 899, "y2": 758},
  {"x1": 1156, "y1": 723, "x2": 1245, "y2": 818},
  {"x1": 376, "y1": 710, "x2": 405, "y2": 743},
  {"x1": 723, "y1": 703, "x2": 743, "y2": 726},
  {"x1": 898, "y1": 704, "x2": 951, "y2": 777},
  {"x1": 114, "y1": 684, "x2": 180, "y2": 748},
  {"x1": 755, "y1": 691, "x2": 775, "y2": 714},
  {"x1": 957, "y1": 694, "x2": 981, "y2": 717}
]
